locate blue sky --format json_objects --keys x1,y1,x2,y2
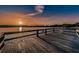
[
  {"x1": 0, "y1": 5, "x2": 79, "y2": 16},
  {"x1": 43, "y1": 5, "x2": 79, "y2": 16},
  {"x1": 0, "y1": 5, "x2": 34, "y2": 13}
]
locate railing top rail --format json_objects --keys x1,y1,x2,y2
[{"x1": 4, "y1": 28, "x2": 51, "y2": 35}]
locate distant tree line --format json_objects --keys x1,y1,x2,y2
[
  {"x1": 50, "y1": 22, "x2": 79, "y2": 27},
  {"x1": 0, "y1": 22, "x2": 79, "y2": 27}
]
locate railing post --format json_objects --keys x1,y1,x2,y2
[
  {"x1": 44, "y1": 29, "x2": 47, "y2": 35},
  {"x1": 0, "y1": 33, "x2": 5, "y2": 50},
  {"x1": 36, "y1": 30, "x2": 39, "y2": 37},
  {"x1": 53, "y1": 28, "x2": 55, "y2": 32}
]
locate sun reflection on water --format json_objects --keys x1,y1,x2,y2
[{"x1": 19, "y1": 27, "x2": 22, "y2": 31}]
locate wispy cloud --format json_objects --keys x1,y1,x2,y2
[{"x1": 26, "y1": 5, "x2": 44, "y2": 16}]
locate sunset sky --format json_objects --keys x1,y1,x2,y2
[{"x1": 0, "y1": 5, "x2": 79, "y2": 25}]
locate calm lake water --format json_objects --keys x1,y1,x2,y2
[{"x1": 0, "y1": 27, "x2": 50, "y2": 32}]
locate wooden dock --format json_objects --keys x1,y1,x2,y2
[{"x1": 0, "y1": 28, "x2": 79, "y2": 53}]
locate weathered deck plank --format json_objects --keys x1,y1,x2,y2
[{"x1": 1, "y1": 35, "x2": 59, "y2": 53}]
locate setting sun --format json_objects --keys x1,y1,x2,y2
[{"x1": 19, "y1": 21, "x2": 23, "y2": 25}]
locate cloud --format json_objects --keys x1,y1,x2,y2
[
  {"x1": 35, "y1": 5, "x2": 44, "y2": 13},
  {"x1": 27, "y1": 5, "x2": 44, "y2": 16},
  {"x1": 17, "y1": 5, "x2": 44, "y2": 20}
]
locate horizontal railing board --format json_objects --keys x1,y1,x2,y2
[
  {"x1": 3, "y1": 28, "x2": 51, "y2": 40},
  {"x1": 4, "y1": 31, "x2": 47, "y2": 41},
  {"x1": 4, "y1": 33, "x2": 36, "y2": 41},
  {"x1": 4, "y1": 28, "x2": 50, "y2": 35}
]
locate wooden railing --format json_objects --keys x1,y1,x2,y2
[
  {"x1": 0, "y1": 27, "x2": 77, "y2": 49},
  {"x1": 4, "y1": 28, "x2": 53, "y2": 40},
  {"x1": 1, "y1": 27, "x2": 76, "y2": 41}
]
